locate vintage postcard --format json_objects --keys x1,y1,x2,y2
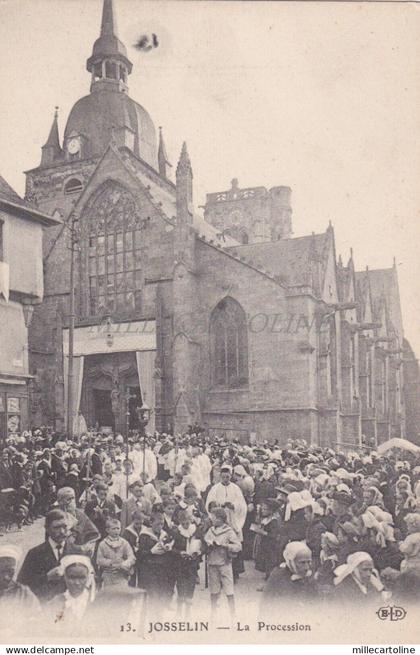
[{"x1": 0, "y1": 0, "x2": 419, "y2": 646}]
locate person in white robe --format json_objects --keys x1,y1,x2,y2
[
  {"x1": 129, "y1": 443, "x2": 157, "y2": 482},
  {"x1": 189, "y1": 453, "x2": 205, "y2": 493},
  {"x1": 198, "y1": 448, "x2": 212, "y2": 491},
  {"x1": 174, "y1": 446, "x2": 187, "y2": 475},
  {"x1": 73, "y1": 412, "x2": 88, "y2": 439},
  {"x1": 205, "y1": 464, "x2": 247, "y2": 541}
]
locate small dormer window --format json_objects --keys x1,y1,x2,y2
[{"x1": 64, "y1": 178, "x2": 83, "y2": 195}]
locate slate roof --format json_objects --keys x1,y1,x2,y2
[
  {"x1": 0, "y1": 174, "x2": 28, "y2": 206},
  {"x1": 226, "y1": 230, "x2": 332, "y2": 293},
  {"x1": 119, "y1": 147, "x2": 239, "y2": 247},
  {"x1": 0, "y1": 174, "x2": 59, "y2": 226}
]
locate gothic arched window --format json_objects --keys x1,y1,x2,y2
[
  {"x1": 85, "y1": 182, "x2": 142, "y2": 316},
  {"x1": 210, "y1": 297, "x2": 248, "y2": 388}
]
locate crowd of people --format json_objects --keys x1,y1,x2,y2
[{"x1": 1, "y1": 425, "x2": 420, "y2": 636}]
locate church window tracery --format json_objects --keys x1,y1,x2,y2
[
  {"x1": 85, "y1": 182, "x2": 142, "y2": 316},
  {"x1": 210, "y1": 297, "x2": 248, "y2": 388}
]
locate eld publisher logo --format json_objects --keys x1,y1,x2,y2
[{"x1": 376, "y1": 606, "x2": 407, "y2": 621}]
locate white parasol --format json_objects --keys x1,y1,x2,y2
[{"x1": 377, "y1": 438, "x2": 420, "y2": 455}]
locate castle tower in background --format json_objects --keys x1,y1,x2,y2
[{"x1": 204, "y1": 178, "x2": 293, "y2": 244}]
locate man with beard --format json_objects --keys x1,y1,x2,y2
[{"x1": 55, "y1": 487, "x2": 99, "y2": 555}]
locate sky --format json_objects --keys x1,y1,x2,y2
[{"x1": 0, "y1": 0, "x2": 419, "y2": 356}]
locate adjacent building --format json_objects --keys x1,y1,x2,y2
[{"x1": 0, "y1": 176, "x2": 59, "y2": 439}]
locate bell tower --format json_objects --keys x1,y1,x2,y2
[{"x1": 86, "y1": 0, "x2": 133, "y2": 95}]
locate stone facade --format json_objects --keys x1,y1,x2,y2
[
  {"x1": 21, "y1": 0, "x2": 414, "y2": 447},
  {"x1": 204, "y1": 179, "x2": 292, "y2": 244},
  {"x1": 0, "y1": 175, "x2": 59, "y2": 439}
]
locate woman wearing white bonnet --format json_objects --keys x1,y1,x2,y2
[
  {"x1": 333, "y1": 551, "x2": 384, "y2": 603},
  {"x1": 46, "y1": 554, "x2": 96, "y2": 630},
  {"x1": 260, "y1": 541, "x2": 317, "y2": 613},
  {"x1": 0, "y1": 546, "x2": 40, "y2": 621}
]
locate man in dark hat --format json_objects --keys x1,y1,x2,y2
[{"x1": 324, "y1": 491, "x2": 354, "y2": 534}]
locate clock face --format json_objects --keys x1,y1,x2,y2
[{"x1": 68, "y1": 137, "x2": 80, "y2": 155}]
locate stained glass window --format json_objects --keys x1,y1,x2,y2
[
  {"x1": 85, "y1": 183, "x2": 142, "y2": 316},
  {"x1": 210, "y1": 297, "x2": 248, "y2": 388}
]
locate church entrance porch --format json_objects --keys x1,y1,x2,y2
[
  {"x1": 62, "y1": 319, "x2": 157, "y2": 435},
  {"x1": 80, "y1": 352, "x2": 142, "y2": 434}
]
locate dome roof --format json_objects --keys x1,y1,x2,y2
[{"x1": 64, "y1": 88, "x2": 158, "y2": 169}]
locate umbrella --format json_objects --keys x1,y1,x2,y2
[{"x1": 377, "y1": 438, "x2": 420, "y2": 455}]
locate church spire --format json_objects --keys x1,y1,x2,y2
[
  {"x1": 41, "y1": 107, "x2": 62, "y2": 167},
  {"x1": 101, "y1": 0, "x2": 118, "y2": 37},
  {"x1": 176, "y1": 142, "x2": 194, "y2": 220},
  {"x1": 176, "y1": 142, "x2": 193, "y2": 176},
  {"x1": 158, "y1": 127, "x2": 172, "y2": 179},
  {"x1": 86, "y1": 0, "x2": 132, "y2": 93},
  {"x1": 43, "y1": 107, "x2": 60, "y2": 149}
]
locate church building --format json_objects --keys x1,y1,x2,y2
[{"x1": 25, "y1": 0, "x2": 411, "y2": 447}]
